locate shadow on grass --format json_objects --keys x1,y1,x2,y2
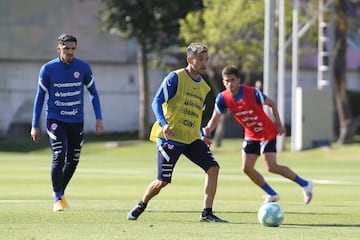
[
  {"x1": 283, "y1": 223, "x2": 360, "y2": 228},
  {"x1": 2, "y1": 133, "x2": 360, "y2": 153},
  {"x1": 123, "y1": 209, "x2": 360, "y2": 227},
  {"x1": 0, "y1": 132, "x2": 138, "y2": 153}
]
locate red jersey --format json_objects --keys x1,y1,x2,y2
[{"x1": 221, "y1": 86, "x2": 278, "y2": 140}]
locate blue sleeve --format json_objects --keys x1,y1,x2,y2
[
  {"x1": 151, "y1": 72, "x2": 178, "y2": 127},
  {"x1": 200, "y1": 127, "x2": 205, "y2": 137},
  {"x1": 31, "y1": 66, "x2": 48, "y2": 128},
  {"x1": 31, "y1": 85, "x2": 46, "y2": 127},
  {"x1": 214, "y1": 93, "x2": 227, "y2": 114},
  {"x1": 85, "y1": 65, "x2": 102, "y2": 119},
  {"x1": 87, "y1": 80, "x2": 102, "y2": 119},
  {"x1": 254, "y1": 88, "x2": 267, "y2": 105}
]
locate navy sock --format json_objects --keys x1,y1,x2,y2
[
  {"x1": 294, "y1": 175, "x2": 308, "y2": 187},
  {"x1": 138, "y1": 201, "x2": 147, "y2": 209},
  {"x1": 261, "y1": 183, "x2": 277, "y2": 196},
  {"x1": 54, "y1": 192, "x2": 62, "y2": 202},
  {"x1": 202, "y1": 208, "x2": 212, "y2": 216}
]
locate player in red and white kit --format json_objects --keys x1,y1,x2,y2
[{"x1": 204, "y1": 65, "x2": 313, "y2": 205}]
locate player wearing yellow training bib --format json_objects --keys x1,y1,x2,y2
[
  {"x1": 128, "y1": 42, "x2": 227, "y2": 223},
  {"x1": 149, "y1": 68, "x2": 210, "y2": 144}
]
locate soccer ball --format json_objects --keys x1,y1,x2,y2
[{"x1": 257, "y1": 202, "x2": 284, "y2": 227}]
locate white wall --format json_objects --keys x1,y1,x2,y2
[
  {"x1": 1, "y1": 59, "x2": 359, "y2": 139},
  {"x1": 295, "y1": 88, "x2": 333, "y2": 150},
  {"x1": 280, "y1": 69, "x2": 360, "y2": 125}
]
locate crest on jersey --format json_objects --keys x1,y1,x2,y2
[
  {"x1": 51, "y1": 123, "x2": 58, "y2": 131},
  {"x1": 74, "y1": 71, "x2": 80, "y2": 78}
]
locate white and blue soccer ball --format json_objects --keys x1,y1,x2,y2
[{"x1": 257, "y1": 202, "x2": 284, "y2": 227}]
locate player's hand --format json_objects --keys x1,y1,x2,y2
[
  {"x1": 202, "y1": 126, "x2": 212, "y2": 137},
  {"x1": 163, "y1": 124, "x2": 175, "y2": 140},
  {"x1": 277, "y1": 125, "x2": 286, "y2": 136},
  {"x1": 201, "y1": 136, "x2": 212, "y2": 148},
  {"x1": 96, "y1": 119, "x2": 104, "y2": 135},
  {"x1": 30, "y1": 127, "x2": 41, "y2": 143}
]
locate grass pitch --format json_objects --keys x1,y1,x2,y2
[{"x1": 0, "y1": 136, "x2": 359, "y2": 240}]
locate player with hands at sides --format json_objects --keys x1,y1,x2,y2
[{"x1": 31, "y1": 34, "x2": 104, "y2": 212}]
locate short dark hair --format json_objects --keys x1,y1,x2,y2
[
  {"x1": 222, "y1": 65, "x2": 240, "y2": 78},
  {"x1": 187, "y1": 42, "x2": 208, "y2": 57},
  {"x1": 57, "y1": 34, "x2": 77, "y2": 44}
]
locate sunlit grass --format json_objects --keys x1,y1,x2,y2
[{"x1": 0, "y1": 137, "x2": 359, "y2": 240}]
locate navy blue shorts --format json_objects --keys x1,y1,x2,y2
[
  {"x1": 47, "y1": 119, "x2": 84, "y2": 162},
  {"x1": 242, "y1": 138, "x2": 277, "y2": 155},
  {"x1": 156, "y1": 139, "x2": 219, "y2": 183}
]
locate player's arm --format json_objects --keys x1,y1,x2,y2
[
  {"x1": 264, "y1": 97, "x2": 285, "y2": 135},
  {"x1": 200, "y1": 96, "x2": 212, "y2": 146},
  {"x1": 87, "y1": 81, "x2": 104, "y2": 135},
  {"x1": 31, "y1": 67, "x2": 48, "y2": 142},
  {"x1": 151, "y1": 72, "x2": 178, "y2": 139},
  {"x1": 255, "y1": 89, "x2": 285, "y2": 135},
  {"x1": 203, "y1": 112, "x2": 222, "y2": 137},
  {"x1": 85, "y1": 67, "x2": 104, "y2": 135},
  {"x1": 87, "y1": 79, "x2": 102, "y2": 119},
  {"x1": 203, "y1": 93, "x2": 226, "y2": 137},
  {"x1": 31, "y1": 84, "x2": 46, "y2": 129},
  {"x1": 86, "y1": 73, "x2": 102, "y2": 119}
]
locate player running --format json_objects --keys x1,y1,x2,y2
[
  {"x1": 204, "y1": 65, "x2": 313, "y2": 205},
  {"x1": 127, "y1": 42, "x2": 227, "y2": 222}
]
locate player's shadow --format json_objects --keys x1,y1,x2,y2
[{"x1": 135, "y1": 210, "x2": 360, "y2": 227}]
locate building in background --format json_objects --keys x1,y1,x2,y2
[
  {"x1": 0, "y1": 0, "x2": 165, "y2": 138},
  {"x1": 0, "y1": 0, "x2": 359, "y2": 139}
]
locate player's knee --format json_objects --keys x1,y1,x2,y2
[
  {"x1": 51, "y1": 155, "x2": 66, "y2": 168},
  {"x1": 267, "y1": 165, "x2": 279, "y2": 174},
  {"x1": 207, "y1": 165, "x2": 219, "y2": 176},
  {"x1": 154, "y1": 180, "x2": 168, "y2": 189},
  {"x1": 242, "y1": 165, "x2": 252, "y2": 175},
  {"x1": 68, "y1": 160, "x2": 79, "y2": 169}
]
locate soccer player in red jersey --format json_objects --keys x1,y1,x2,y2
[{"x1": 204, "y1": 66, "x2": 313, "y2": 205}]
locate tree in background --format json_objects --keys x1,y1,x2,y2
[
  {"x1": 180, "y1": 0, "x2": 356, "y2": 145},
  {"x1": 333, "y1": 0, "x2": 356, "y2": 144},
  {"x1": 179, "y1": 0, "x2": 297, "y2": 146},
  {"x1": 100, "y1": 0, "x2": 356, "y2": 144},
  {"x1": 181, "y1": 0, "x2": 265, "y2": 82},
  {"x1": 100, "y1": 0, "x2": 203, "y2": 140},
  {"x1": 307, "y1": 0, "x2": 356, "y2": 144}
]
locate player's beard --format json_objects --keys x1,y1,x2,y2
[
  {"x1": 194, "y1": 66, "x2": 206, "y2": 76},
  {"x1": 63, "y1": 54, "x2": 74, "y2": 64}
]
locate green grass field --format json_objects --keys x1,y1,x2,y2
[{"x1": 0, "y1": 136, "x2": 359, "y2": 240}]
